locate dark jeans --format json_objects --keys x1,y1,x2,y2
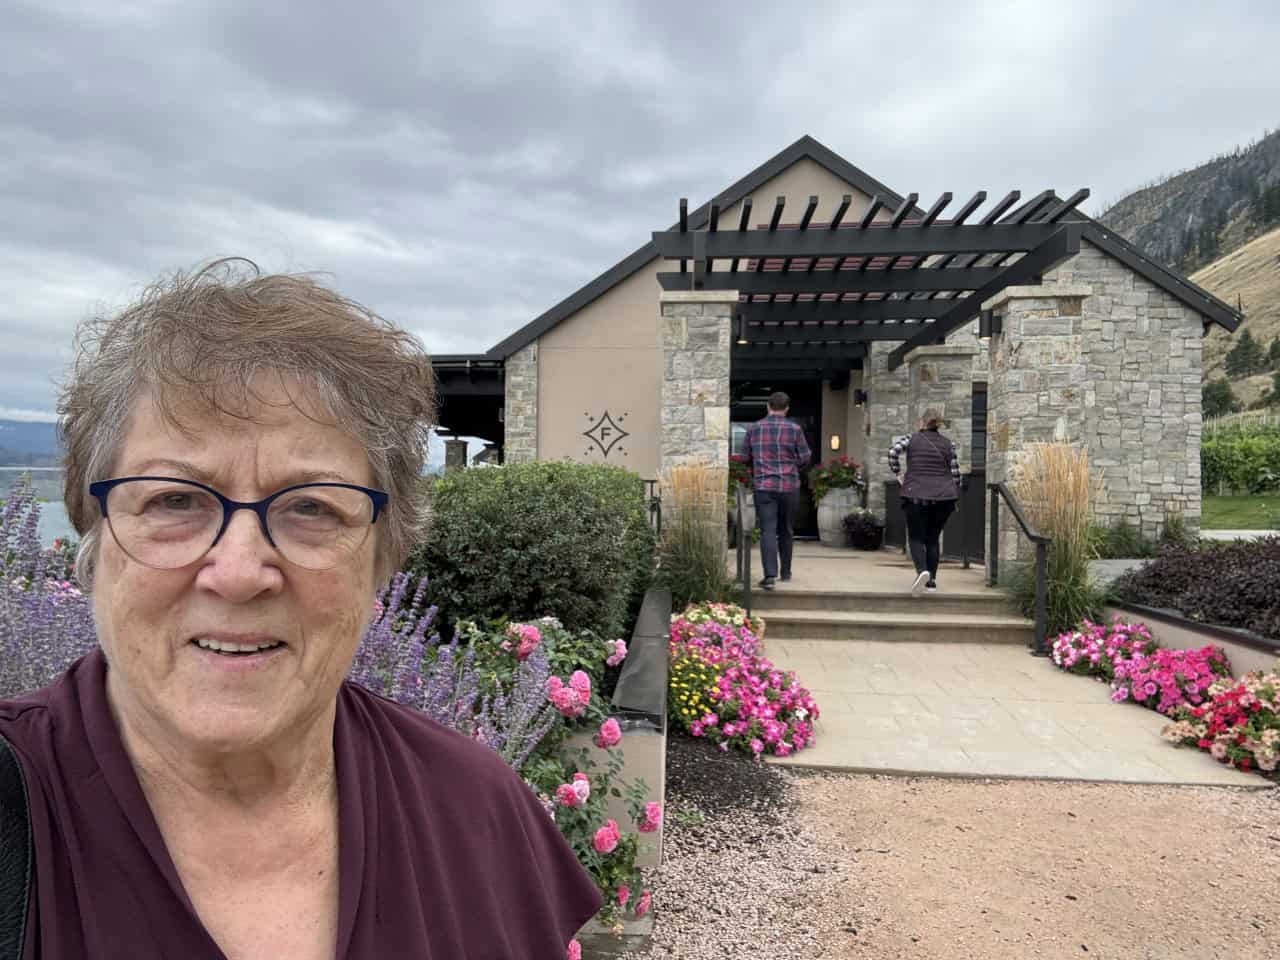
[
  {"x1": 754, "y1": 488, "x2": 797, "y2": 581},
  {"x1": 903, "y1": 498, "x2": 956, "y2": 580}
]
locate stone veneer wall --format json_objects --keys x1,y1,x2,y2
[
  {"x1": 984, "y1": 239, "x2": 1204, "y2": 565},
  {"x1": 907, "y1": 343, "x2": 979, "y2": 471},
  {"x1": 659, "y1": 292, "x2": 733, "y2": 482},
  {"x1": 863, "y1": 341, "x2": 913, "y2": 519},
  {"x1": 502, "y1": 342, "x2": 538, "y2": 464}
]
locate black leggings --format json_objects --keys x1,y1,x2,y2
[{"x1": 903, "y1": 499, "x2": 956, "y2": 579}]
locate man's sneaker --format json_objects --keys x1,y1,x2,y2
[
  {"x1": 758, "y1": 577, "x2": 776, "y2": 591},
  {"x1": 911, "y1": 571, "x2": 930, "y2": 595},
  {"x1": 780, "y1": 573, "x2": 792, "y2": 582},
  {"x1": 926, "y1": 580, "x2": 938, "y2": 593}
]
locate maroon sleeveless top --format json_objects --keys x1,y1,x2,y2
[{"x1": 0, "y1": 648, "x2": 602, "y2": 958}]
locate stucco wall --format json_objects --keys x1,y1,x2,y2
[
  {"x1": 530, "y1": 157, "x2": 882, "y2": 479},
  {"x1": 536, "y1": 260, "x2": 667, "y2": 479}
]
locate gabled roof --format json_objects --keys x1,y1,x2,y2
[
  {"x1": 1000, "y1": 195, "x2": 1242, "y2": 331},
  {"x1": 483, "y1": 138, "x2": 1240, "y2": 362},
  {"x1": 484, "y1": 135, "x2": 922, "y2": 359}
]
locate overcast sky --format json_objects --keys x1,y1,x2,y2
[{"x1": 3, "y1": 0, "x2": 1278, "y2": 427}]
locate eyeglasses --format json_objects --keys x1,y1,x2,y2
[{"x1": 88, "y1": 476, "x2": 389, "y2": 571}]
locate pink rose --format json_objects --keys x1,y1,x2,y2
[
  {"x1": 616, "y1": 883, "x2": 630, "y2": 908},
  {"x1": 567, "y1": 939, "x2": 582, "y2": 960},
  {"x1": 634, "y1": 890, "x2": 652, "y2": 918},
  {"x1": 638, "y1": 801, "x2": 662, "y2": 833},
  {"x1": 572, "y1": 778, "x2": 590, "y2": 805},
  {"x1": 595, "y1": 718, "x2": 623, "y2": 749},
  {"x1": 555, "y1": 784, "x2": 581, "y2": 808},
  {"x1": 606, "y1": 639, "x2": 628, "y2": 667},
  {"x1": 570, "y1": 671, "x2": 591, "y2": 697},
  {"x1": 593, "y1": 820, "x2": 620, "y2": 854}
]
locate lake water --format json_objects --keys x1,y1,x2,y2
[{"x1": 1, "y1": 467, "x2": 77, "y2": 545}]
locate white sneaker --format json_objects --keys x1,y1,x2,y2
[{"x1": 911, "y1": 571, "x2": 930, "y2": 595}]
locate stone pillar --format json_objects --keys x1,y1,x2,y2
[
  {"x1": 983, "y1": 284, "x2": 1093, "y2": 573},
  {"x1": 906, "y1": 343, "x2": 979, "y2": 471},
  {"x1": 863, "y1": 341, "x2": 912, "y2": 519},
  {"x1": 659, "y1": 291, "x2": 734, "y2": 517},
  {"x1": 443, "y1": 438, "x2": 468, "y2": 473},
  {"x1": 503, "y1": 341, "x2": 538, "y2": 463}
]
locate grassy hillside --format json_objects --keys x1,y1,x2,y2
[{"x1": 1194, "y1": 225, "x2": 1280, "y2": 406}]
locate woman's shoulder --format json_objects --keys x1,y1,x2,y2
[{"x1": 337, "y1": 680, "x2": 520, "y2": 788}]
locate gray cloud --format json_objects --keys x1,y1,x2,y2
[{"x1": 2, "y1": 0, "x2": 1278, "y2": 418}]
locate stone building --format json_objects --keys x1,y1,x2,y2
[{"x1": 431, "y1": 135, "x2": 1240, "y2": 566}]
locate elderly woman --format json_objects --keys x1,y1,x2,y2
[{"x1": 0, "y1": 260, "x2": 601, "y2": 958}]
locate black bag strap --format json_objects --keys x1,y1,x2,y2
[{"x1": 0, "y1": 733, "x2": 32, "y2": 960}]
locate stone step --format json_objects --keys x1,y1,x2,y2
[
  {"x1": 761, "y1": 610, "x2": 1035, "y2": 644},
  {"x1": 751, "y1": 588, "x2": 1017, "y2": 618}
]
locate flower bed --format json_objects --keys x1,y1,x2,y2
[
  {"x1": 1048, "y1": 612, "x2": 1280, "y2": 781},
  {"x1": 668, "y1": 601, "x2": 819, "y2": 759},
  {"x1": 1050, "y1": 617, "x2": 1232, "y2": 716},
  {"x1": 1162, "y1": 668, "x2": 1280, "y2": 775}
]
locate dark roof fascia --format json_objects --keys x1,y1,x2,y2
[
  {"x1": 432, "y1": 353, "x2": 500, "y2": 364},
  {"x1": 1080, "y1": 222, "x2": 1241, "y2": 332},
  {"x1": 484, "y1": 135, "x2": 921, "y2": 360},
  {"x1": 999, "y1": 200, "x2": 1241, "y2": 332}
]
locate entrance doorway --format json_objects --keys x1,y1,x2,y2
[{"x1": 729, "y1": 378, "x2": 822, "y2": 538}]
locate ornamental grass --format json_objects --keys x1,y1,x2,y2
[
  {"x1": 657, "y1": 461, "x2": 732, "y2": 610},
  {"x1": 1008, "y1": 443, "x2": 1109, "y2": 636}
]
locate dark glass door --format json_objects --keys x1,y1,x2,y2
[{"x1": 730, "y1": 378, "x2": 822, "y2": 538}]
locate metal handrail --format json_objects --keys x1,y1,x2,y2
[
  {"x1": 987, "y1": 482, "x2": 1051, "y2": 656},
  {"x1": 734, "y1": 483, "x2": 752, "y2": 618}
]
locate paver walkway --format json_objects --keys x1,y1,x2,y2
[
  {"x1": 766, "y1": 638, "x2": 1261, "y2": 785},
  {"x1": 747, "y1": 545, "x2": 1264, "y2": 787}
]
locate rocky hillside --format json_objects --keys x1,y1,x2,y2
[
  {"x1": 1195, "y1": 226, "x2": 1280, "y2": 406},
  {"x1": 1098, "y1": 128, "x2": 1280, "y2": 275}
]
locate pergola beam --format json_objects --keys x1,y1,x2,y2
[
  {"x1": 741, "y1": 320, "x2": 938, "y2": 344},
  {"x1": 887, "y1": 224, "x2": 1083, "y2": 370},
  {"x1": 652, "y1": 222, "x2": 1068, "y2": 260},
  {"x1": 737, "y1": 299, "x2": 945, "y2": 324},
  {"x1": 657, "y1": 265, "x2": 1015, "y2": 294}
]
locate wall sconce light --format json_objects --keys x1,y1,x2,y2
[
  {"x1": 735, "y1": 314, "x2": 748, "y2": 345},
  {"x1": 830, "y1": 434, "x2": 840, "y2": 452},
  {"x1": 853, "y1": 389, "x2": 868, "y2": 408},
  {"x1": 978, "y1": 309, "x2": 1003, "y2": 342}
]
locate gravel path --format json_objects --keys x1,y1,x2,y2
[{"x1": 625, "y1": 736, "x2": 1280, "y2": 959}]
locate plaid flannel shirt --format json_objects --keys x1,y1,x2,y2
[{"x1": 745, "y1": 414, "x2": 811, "y2": 492}]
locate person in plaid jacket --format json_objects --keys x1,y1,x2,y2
[{"x1": 744, "y1": 391, "x2": 812, "y2": 589}]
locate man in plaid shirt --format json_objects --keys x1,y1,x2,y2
[{"x1": 744, "y1": 391, "x2": 812, "y2": 589}]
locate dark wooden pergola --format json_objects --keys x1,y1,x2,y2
[{"x1": 652, "y1": 188, "x2": 1091, "y2": 371}]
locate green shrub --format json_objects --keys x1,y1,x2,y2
[
  {"x1": 1007, "y1": 548, "x2": 1111, "y2": 638},
  {"x1": 1202, "y1": 431, "x2": 1280, "y2": 494},
  {"x1": 406, "y1": 462, "x2": 655, "y2": 640},
  {"x1": 1088, "y1": 518, "x2": 1156, "y2": 559}
]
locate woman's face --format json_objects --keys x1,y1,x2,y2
[{"x1": 93, "y1": 383, "x2": 380, "y2": 754}]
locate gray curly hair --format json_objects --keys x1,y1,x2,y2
[{"x1": 57, "y1": 258, "x2": 437, "y2": 589}]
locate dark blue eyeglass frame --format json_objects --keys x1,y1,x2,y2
[{"x1": 88, "y1": 476, "x2": 389, "y2": 554}]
